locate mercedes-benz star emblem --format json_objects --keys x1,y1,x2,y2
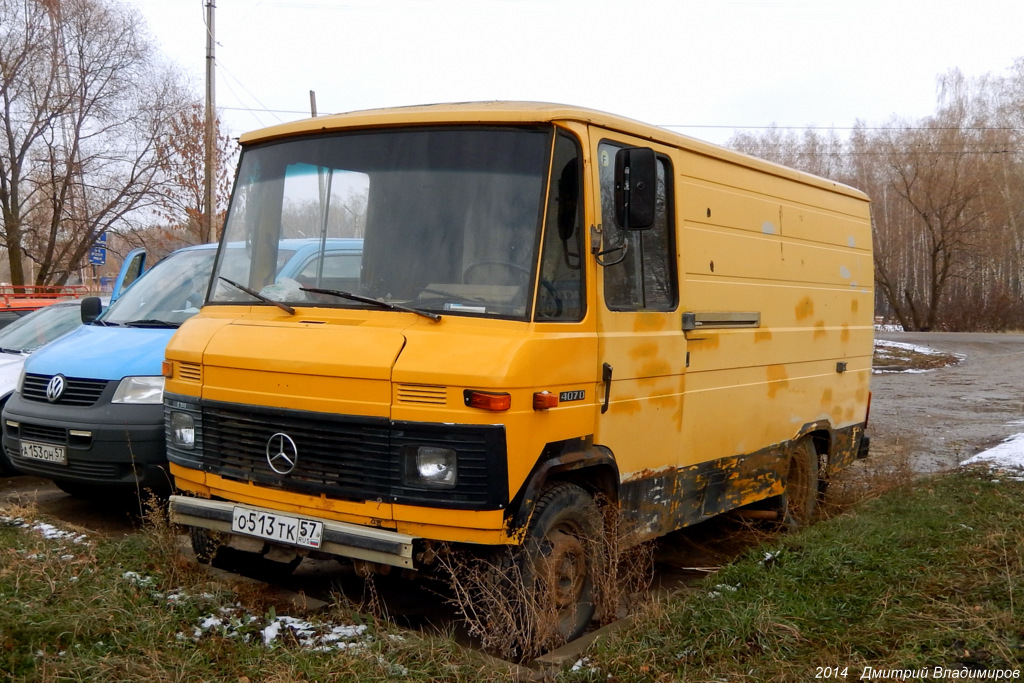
[
  {"x1": 266, "y1": 432, "x2": 299, "y2": 475},
  {"x1": 45, "y1": 374, "x2": 67, "y2": 403}
]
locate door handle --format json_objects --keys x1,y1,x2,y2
[{"x1": 601, "y1": 363, "x2": 613, "y2": 414}]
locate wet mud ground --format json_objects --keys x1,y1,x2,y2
[{"x1": 3, "y1": 331, "x2": 1022, "y2": 641}]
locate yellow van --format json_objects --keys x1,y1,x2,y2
[{"x1": 165, "y1": 102, "x2": 872, "y2": 640}]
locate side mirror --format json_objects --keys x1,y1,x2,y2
[
  {"x1": 80, "y1": 296, "x2": 103, "y2": 324},
  {"x1": 614, "y1": 147, "x2": 657, "y2": 230}
]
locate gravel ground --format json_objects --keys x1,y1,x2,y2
[{"x1": 869, "y1": 331, "x2": 1024, "y2": 472}]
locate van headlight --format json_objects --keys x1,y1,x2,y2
[
  {"x1": 168, "y1": 411, "x2": 195, "y2": 449},
  {"x1": 111, "y1": 376, "x2": 165, "y2": 404},
  {"x1": 402, "y1": 446, "x2": 457, "y2": 488}
]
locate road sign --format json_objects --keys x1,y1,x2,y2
[{"x1": 89, "y1": 246, "x2": 106, "y2": 266}]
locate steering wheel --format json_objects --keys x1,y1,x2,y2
[
  {"x1": 462, "y1": 260, "x2": 532, "y2": 283},
  {"x1": 462, "y1": 260, "x2": 563, "y2": 318}
]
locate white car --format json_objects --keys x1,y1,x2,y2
[{"x1": 0, "y1": 299, "x2": 93, "y2": 474}]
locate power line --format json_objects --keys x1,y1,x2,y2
[{"x1": 663, "y1": 124, "x2": 1024, "y2": 132}]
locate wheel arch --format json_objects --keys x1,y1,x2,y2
[{"x1": 505, "y1": 437, "x2": 619, "y2": 535}]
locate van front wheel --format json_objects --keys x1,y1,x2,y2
[{"x1": 520, "y1": 483, "x2": 601, "y2": 643}]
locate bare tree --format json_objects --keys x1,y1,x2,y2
[
  {"x1": 728, "y1": 64, "x2": 1024, "y2": 332},
  {"x1": 150, "y1": 102, "x2": 237, "y2": 247},
  {"x1": 0, "y1": 0, "x2": 192, "y2": 285},
  {"x1": 874, "y1": 73, "x2": 994, "y2": 330}
]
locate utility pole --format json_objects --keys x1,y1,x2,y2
[{"x1": 203, "y1": 0, "x2": 217, "y2": 243}]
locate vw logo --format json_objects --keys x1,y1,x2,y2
[
  {"x1": 266, "y1": 432, "x2": 299, "y2": 475},
  {"x1": 45, "y1": 374, "x2": 67, "y2": 403}
]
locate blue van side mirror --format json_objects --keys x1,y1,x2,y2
[{"x1": 80, "y1": 296, "x2": 103, "y2": 323}]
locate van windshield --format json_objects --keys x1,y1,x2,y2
[
  {"x1": 102, "y1": 249, "x2": 216, "y2": 327},
  {"x1": 210, "y1": 126, "x2": 553, "y2": 320}
]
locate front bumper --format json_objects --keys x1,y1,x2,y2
[
  {"x1": 168, "y1": 495, "x2": 416, "y2": 569},
  {"x1": 2, "y1": 391, "x2": 168, "y2": 490}
]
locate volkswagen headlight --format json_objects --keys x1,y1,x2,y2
[{"x1": 111, "y1": 376, "x2": 165, "y2": 404}]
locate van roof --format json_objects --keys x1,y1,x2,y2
[{"x1": 238, "y1": 101, "x2": 868, "y2": 202}]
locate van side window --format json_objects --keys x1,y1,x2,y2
[
  {"x1": 598, "y1": 142, "x2": 676, "y2": 311},
  {"x1": 536, "y1": 133, "x2": 585, "y2": 320}
]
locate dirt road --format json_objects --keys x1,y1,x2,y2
[{"x1": 870, "y1": 331, "x2": 1024, "y2": 472}]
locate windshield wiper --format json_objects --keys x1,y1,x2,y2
[
  {"x1": 300, "y1": 287, "x2": 441, "y2": 322},
  {"x1": 219, "y1": 277, "x2": 296, "y2": 315},
  {"x1": 0, "y1": 346, "x2": 26, "y2": 354},
  {"x1": 123, "y1": 319, "x2": 180, "y2": 328}
]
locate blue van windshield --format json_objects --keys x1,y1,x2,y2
[{"x1": 101, "y1": 249, "x2": 216, "y2": 327}]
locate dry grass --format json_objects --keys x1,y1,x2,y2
[
  {"x1": 821, "y1": 438, "x2": 922, "y2": 514},
  {"x1": 438, "y1": 495, "x2": 654, "y2": 661},
  {"x1": 573, "y1": 471, "x2": 1024, "y2": 682}
]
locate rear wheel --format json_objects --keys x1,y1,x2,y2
[
  {"x1": 0, "y1": 449, "x2": 15, "y2": 476},
  {"x1": 518, "y1": 483, "x2": 601, "y2": 643},
  {"x1": 779, "y1": 437, "x2": 819, "y2": 529}
]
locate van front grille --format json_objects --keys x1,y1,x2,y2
[
  {"x1": 22, "y1": 374, "x2": 109, "y2": 406},
  {"x1": 165, "y1": 395, "x2": 508, "y2": 511}
]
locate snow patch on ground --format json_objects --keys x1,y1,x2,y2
[{"x1": 961, "y1": 432, "x2": 1024, "y2": 479}]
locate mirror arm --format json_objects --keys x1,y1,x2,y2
[{"x1": 591, "y1": 224, "x2": 629, "y2": 267}]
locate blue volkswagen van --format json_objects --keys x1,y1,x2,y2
[{"x1": 2, "y1": 238, "x2": 362, "y2": 497}]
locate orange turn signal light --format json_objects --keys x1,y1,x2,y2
[
  {"x1": 533, "y1": 391, "x2": 559, "y2": 410},
  {"x1": 464, "y1": 390, "x2": 511, "y2": 411},
  {"x1": 161, "y1": 361, "x2": 174, "y2": 378}
]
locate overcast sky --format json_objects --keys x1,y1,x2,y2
[{"x1": 127, "y1": 0, "x2": 1024, "y2": 146}]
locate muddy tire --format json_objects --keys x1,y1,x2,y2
[
  {"x1": 519, "y1": 483, "x2": 601, "y2": 643},
  {"x1": 779, "y1": 437, "x2": 819, "y2": 529},
  {"x1": 190, "y1": 527, "x2": 302, "y2": 580}
]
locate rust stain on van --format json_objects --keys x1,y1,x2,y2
[
  {"x1": 766, "y1": 365, "x2": 789, "y2": 398},
  {"x1": 651, "y1": 393, "x2": 680, "y2": 410},
  {"x1": 673, "y1": 374, "x2": 686, "y2": 427},
  {"x1": 630, "y1": 342, "x2": 659, "y2": 360},
  {"x1": 754, "y1": 331, "x2": 772, "y2": 343},
  {"x1": 641, "y1": 359, "x2": 673, "y2": 377},
  {"x1": 813, "y1": 321, "x2": 827, "y2": 339},
  {"x1": 633, "y1": 313, "x2": 668, "y2": 332},
  {"x1": 612, "y1": 397, "x2": 642, "y2": 416},
  {"x1": 851, "y1": 299, "x2": 859, "y2": 314},
  {"x1": 841, "y1": 324, "x2": 850, "y2": 343},
  {"x1": 820, "y1": 387, "x2": 833, "y2": 407},
  {"x1": 795, "y1": 297, "x2": 814, "y2": 320}
]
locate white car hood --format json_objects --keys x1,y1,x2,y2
[{"x1": 0, "y1": 351, "x2": 27, "y2": 399}]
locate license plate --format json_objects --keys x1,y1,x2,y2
[
  {"x1": 231, "y1": 506, "x2": 324, "y2": 549},
  {"x1": 20, "y1": 440, "x2": 66, "y2": 465}
]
